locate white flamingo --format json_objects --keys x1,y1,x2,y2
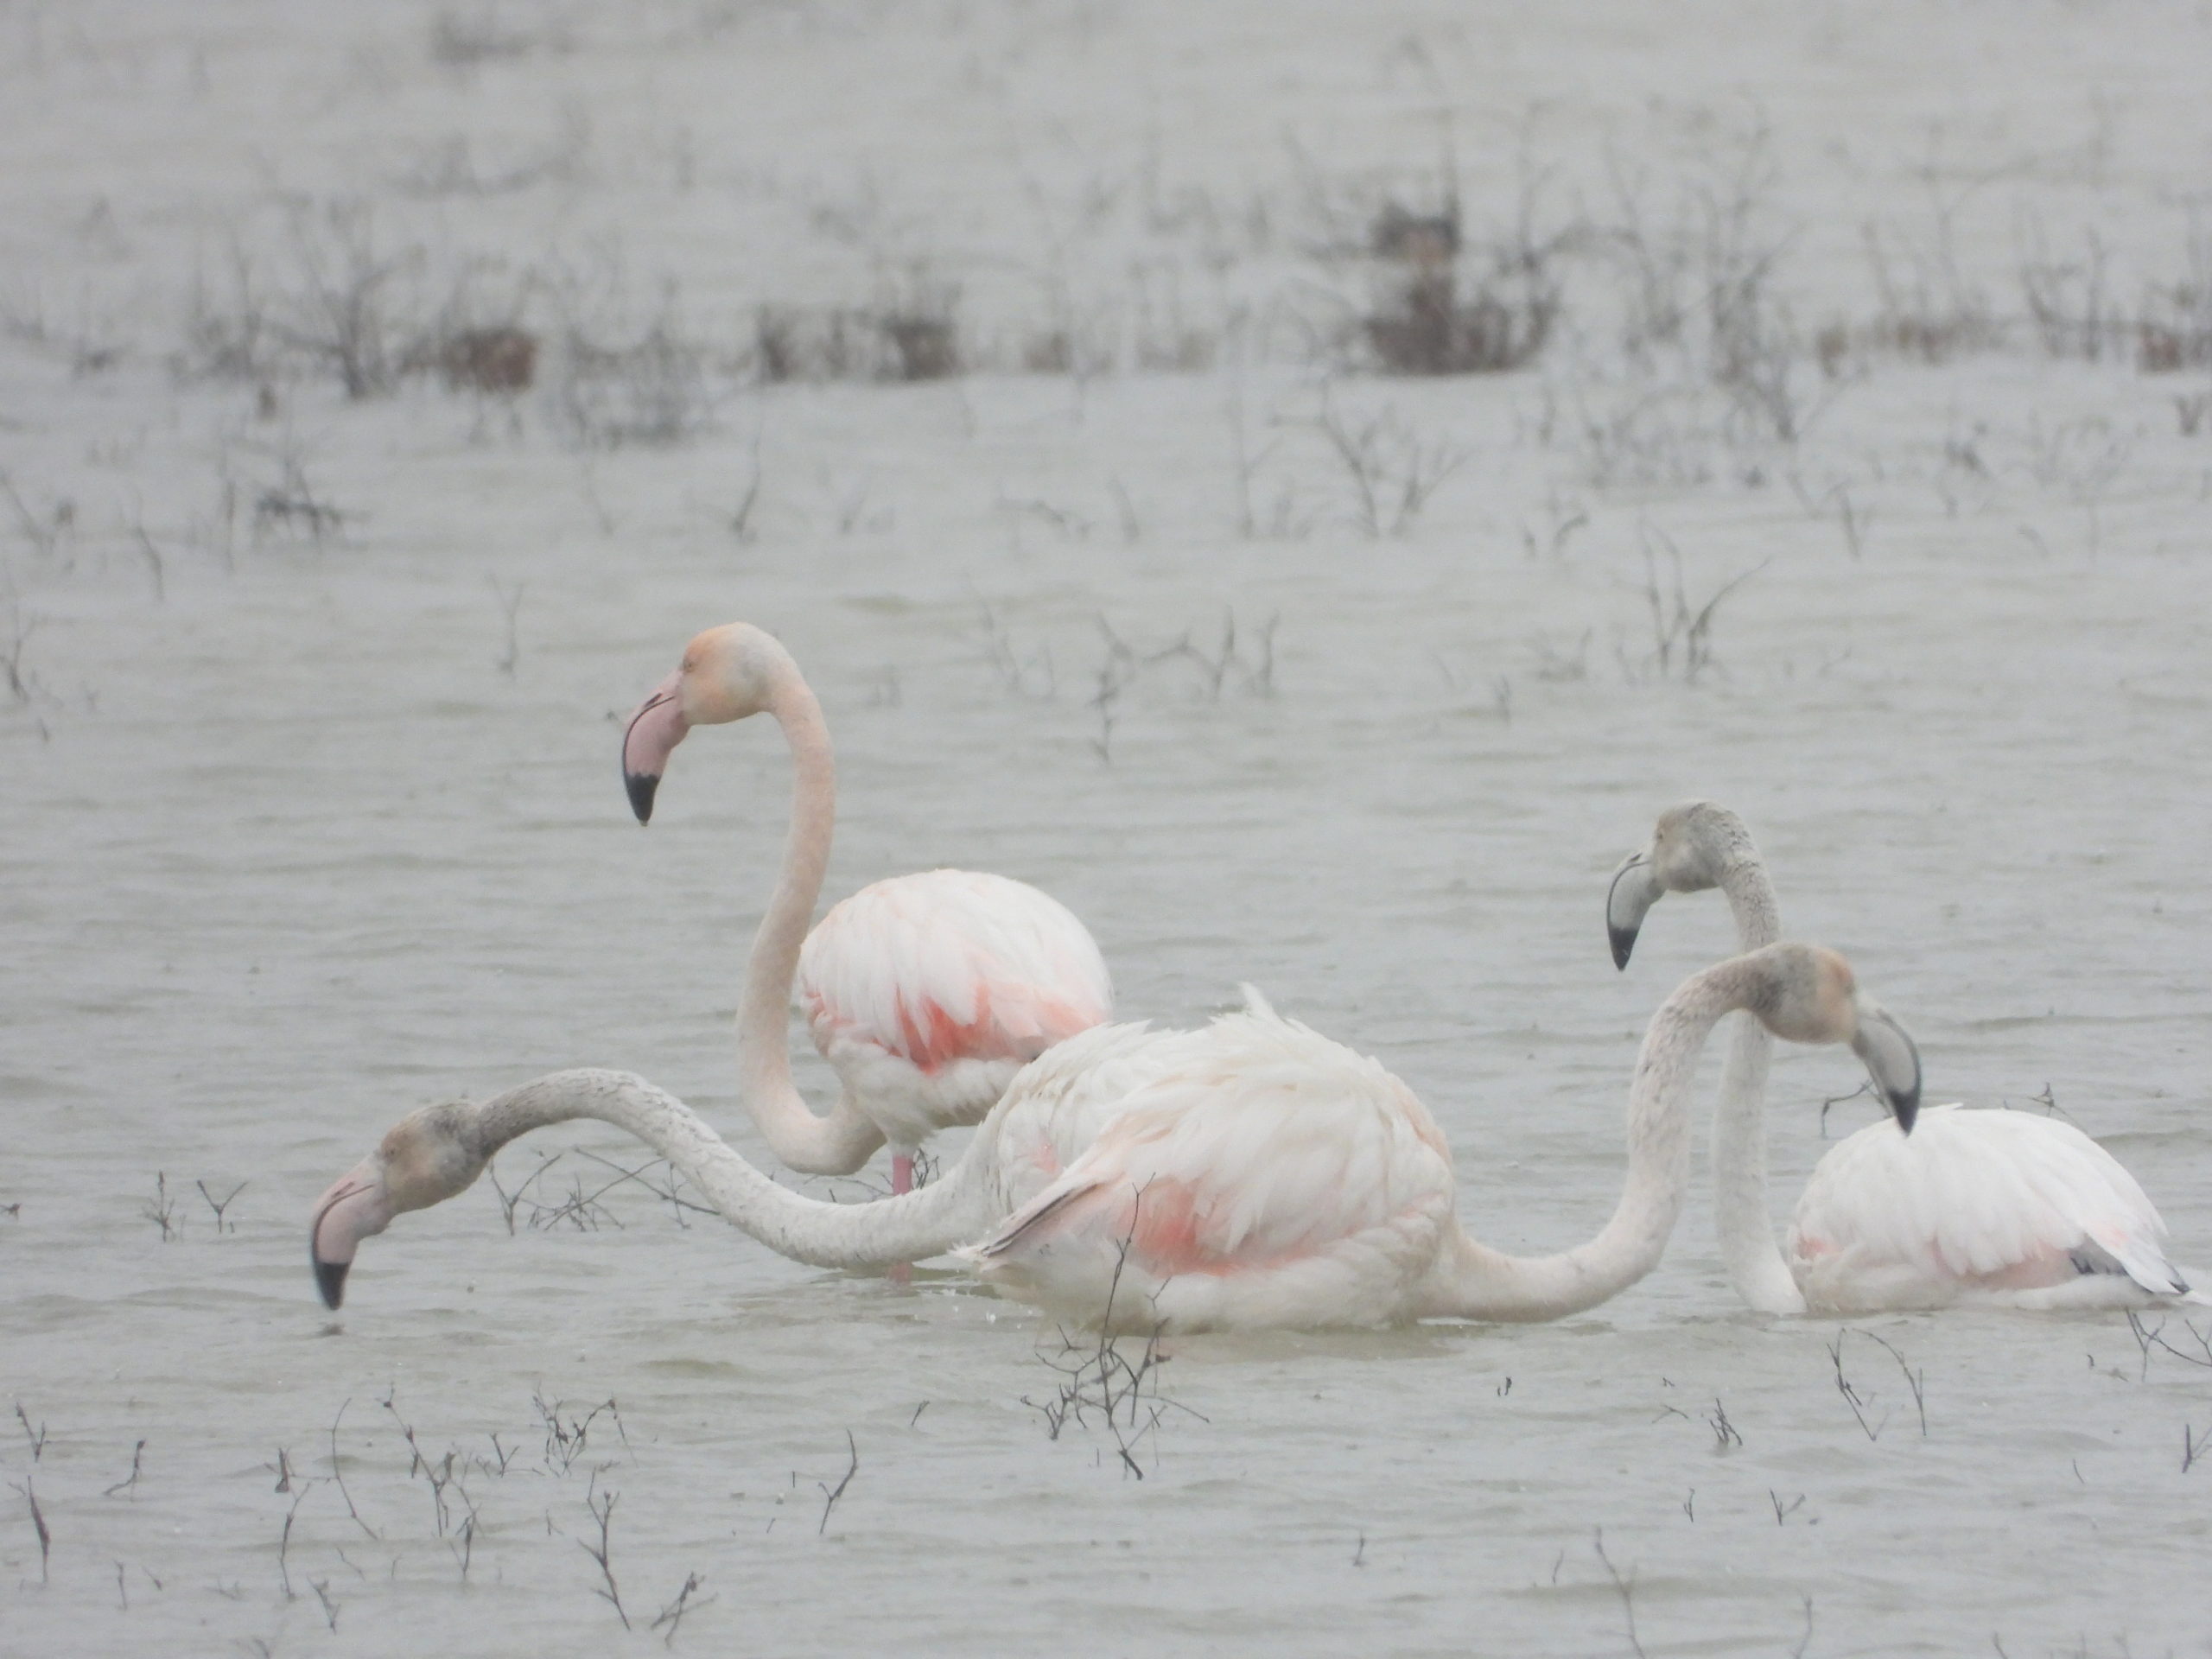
[
  {"x1": 620, "y1": 622, "x2": 1113, "y2": 1198},
  {"x1": 310, "y1": 942, "x2": 1919, "y2": 1328},
  {"x1": 1607, "y1": 801, "x2": 2199, "y2": 1313}
]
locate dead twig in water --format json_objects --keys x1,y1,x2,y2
[
  {"x1": 2022, "y1": 1083, "x2": 2080, "y2": 1128},
  {"x1": 1088, "y1": 616, "x2": 1136, "y2": 764},
  {"x1": 1818, "y1": 1079, "x2": 1873, "y2": 1139},
  {"x1": 652, "y1": 1571, "x2": 712, "y2": 1646},
  {"x1": 196, "y1": 1179, "x2": 246, "y2": 1233},
  {"x1": 534, "y1": 1389, "x2": 627, "y2": 1475},
  {"x1": 1, "y1": 603, "x2": 41, "y2": 706},
  {"x1": 327, "y1": 1399, "x2": 377, "y2": 1538},
  {"x1": 16, "y1": 1402, "x2": 46, "y2": 1461},
  {"x1": 817, "y1": 1431, "x2": 858, "y2": 1534},
  {"x1": 104, "y1": 1439, "x2": 147, "y2": 1498},
  {"x1": 1592, "y1": 1528, "x2": 1648, "y2": 1659},
  {"x1": 571, "y1": 1147, "x2": 718, "y2": 1225},
  {"x1": 1854, "y1": 1328, "x2": 1927, "y2": 1436},
  {"x1": 580, "y1": 1478, "x2": 629, "y2": 1628},
  {"x1": 11, "y1": 1478, "x2": 50, "y2": 1582},
  {"x1": 144, "y1": 1172, "x2": 181, "y2": 1240},
  {"x1": 486, "y1": 1149, "x2": 563, "y2": 1233},
  {"x1": 2127, "y1": 1309, "x2": 2212, "y2": 1381},
  {"x1": 380, "y1": 1391, "x2": 470, "y2": 1538},
  {"x1": 1021, "y1": 1193, "x2": 1203, "y2": 1477},
  {"x1": 276, "y1": 1483, "x2": 316, "y2": 1599},
  {"x1": 1706, "y1": 1397, "x2": 1742, "y2": 1449},
  {"x1": 1626, "y1": 529, "x2": 1766, "y2": 685}
]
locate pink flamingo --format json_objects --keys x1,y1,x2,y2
[
  {"x1": 1608, "y1": 801, "x2": 2201, "y2": 1313},
  {"x1": 310, "y1": 943, "x2": 1919, "y2": 1325},
  {"x1": 621, "y1": 622, "x2": 1113, "y2": 1198}
]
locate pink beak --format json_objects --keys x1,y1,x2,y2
[
  {"x1": 621, "y1": 671, "x2": 690, "y2": 823},
  {"x1": 309, "y1": 1160, "x2": 395, "y2": 1310}
]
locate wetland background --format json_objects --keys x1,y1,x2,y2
[{"x1": 4, "y1": 2, "x2": 2212, "y2": 1652}]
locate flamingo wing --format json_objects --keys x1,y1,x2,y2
[
  {"x1": 958, "y1": 1002, "x2": 1458, "y2": 1329},
  {"x1": 1788, "y1": 1105, "x2": 2185, "y2": 1310},
  {"x1": 799, "y1": 869, "x2": 1113, "y2": 1075}
]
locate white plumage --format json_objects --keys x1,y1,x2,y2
[
  {"x1": 800, "y1": 868, "x2": 1114, "y2": 1154},
  {"x1": 957, "y1": 995, "x2": 1459, "y2": 1331},
  {"x1": 1788, "y1": 1105, "x2": 2188, "y2": 1312}
]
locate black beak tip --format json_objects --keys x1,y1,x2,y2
[
  {"x1": 625, "y1": 771, "x2": 658, "y2": 825},
  {"x1": 1608, "y1": 925, "x2": 1638, "y2": 972},
  {"x1": 1890, "y1": 1087, "x2": 1920, "y2": 1137},
  {"x1": 315, "y1": 1256, "x2": 350, "y2": 1310}
]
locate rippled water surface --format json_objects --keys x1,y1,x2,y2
[{"x1": 7, "y1": 4, "x2": 2212, "y2": 1655}]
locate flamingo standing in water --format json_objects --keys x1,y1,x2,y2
[
  {"x1": 620, "y1": 622, "x2": 1113, "y2": 1199},
  {"x1": 310, "y1": 942, "x2": 1920, "y2": 1328},
  {"x1": 1607, "y1": 801, "x2": 2199, "y2": 1313}
]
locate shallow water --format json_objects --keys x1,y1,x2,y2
[{"x1": 8, "y1": 4, "x2": 2212, "y2": 1656}]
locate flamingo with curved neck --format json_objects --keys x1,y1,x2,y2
[
  {"x1": 1609, "y1": 800, "x2": 2197, "y2": 1313},
  {"x1": 310, "y1": 943, "x2": 1919, "y2": 1329},
  {"x1": 620, "y1": 622, "x2": 1113, "y2": 1194}
]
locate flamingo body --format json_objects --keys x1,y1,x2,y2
[
  {"x1": 1787, "y1": 1104, "x2": 2189, "y2": 1312},
  {"x1": 957, "y1": 995, "x2": 1459, "y2": 1331},
  {"x1": 799, "y1": 868, "x2": 1113, "y2": 1154}
]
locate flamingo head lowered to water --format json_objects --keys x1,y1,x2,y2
[
  {"x1": 1758, "y1": 945, "x2": 1922, "y2": 1134},
  {"x1": 308, "y1": 1103, "x2": 486, "y2": 1309},
  {"x1": 620, "y1": 622, "x2": 792, "y2": 823}
]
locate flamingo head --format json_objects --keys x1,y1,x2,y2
[
  {"x1": 1606, "y1": 800, "x2": 1755, "y2": 969},
  {"x1": 308, "y1": 1102, "x2": 487, "y2": 1309},
  {"x1": 621, "y1": 623, "x2": 787, "y2": 823},
  {"x1": 1749, "y1": 944, "x2": 1922, "y2": 1135}
]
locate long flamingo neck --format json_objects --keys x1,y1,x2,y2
[
  {"x1": 732, "y1": 656, "x2": 880, "y2": 1173},
  {"x1": 1425, "y1": 960, "x2": 1754, "y2": 1321},
  {"x1": 1709, "y1": 851, "x2": 1805, "y2": 1314},
  {"x1": 467, "y1": 1070, "x2": 988, "y2": 1267},
  {"x1": 1716, "y1": 849, "x2": 1781, "y2": 950}
]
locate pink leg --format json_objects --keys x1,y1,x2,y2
[{"x1": 889, "y1": 1154, "x2": 913, "y2": 1285}]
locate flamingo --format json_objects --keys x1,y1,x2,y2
[
  {"x1": 310, "y1": 942, "x2": 1920, "y2": 1329},
  {"x1": 1607, "y1": 800, "x2": 2199, "y2": 1313},
  {"x1": 620, "y1": 622, "x2": 1113, "y2": 1198}
]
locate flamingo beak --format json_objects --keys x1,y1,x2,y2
[
  {"x1": 1606, "y1": 851, "x2": 1665, "y2": 970},
  {"x1": 621, "y1": 672, "x2": 690, "y2": 824},
  {"x1": 1849, "y1": 1001, "x2": 1922, "y2": 1135},
  {"x1": 308, "y1": 1160, "x2": 395, "y2": 1310}
]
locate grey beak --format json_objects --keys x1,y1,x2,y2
[
  {"x1": 624, "y1": 766, "x2": 659, "y2": 825},
  {"x1": 1849, "y1": 1004, "x2": 1922, "y2": 1135},
  {"x1": 1606, "y1": 853, "x2": 1665, "y2": 970}
]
